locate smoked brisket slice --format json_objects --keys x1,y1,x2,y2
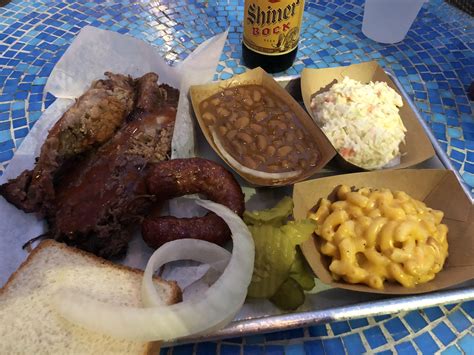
[
  {"x1": 49, "y1": 73, "x2": 179, "y2": 258},
  {"x1": 0, "y1": 72, "x2": 136, "y2": 214}
]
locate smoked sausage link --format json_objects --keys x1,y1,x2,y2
[{"x1": 142, "y1": 158, "x2": 245, "y2": 248}]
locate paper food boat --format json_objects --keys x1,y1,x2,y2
[
  {"x1": 300, "y1": 61, "x2": 435, "y2": 171},
  {"x1": 293, "y1": 169, "x2": 474, "y2": 294},
  {"x1": 190, "y1": 67, "x2": 336, "y2": 186}
]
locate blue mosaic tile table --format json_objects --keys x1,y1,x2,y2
[{"x1": 0, "y1": 0, "x2": 472, "y2": 354}]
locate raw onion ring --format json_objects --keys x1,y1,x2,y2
[
  {"x1": 142, "y1": 239, "x2": 231, "y2": 307},
  {"x1": 52, "y1": 199, "x2": 255, "y2": 341}
]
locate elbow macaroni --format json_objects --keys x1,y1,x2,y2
[{"x1": 309, "y1": 185, "x2": 449, "y2": 289}]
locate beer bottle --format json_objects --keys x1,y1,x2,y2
[{"x1": 242, "y1": 0, "x2": 305, "y2": 73}]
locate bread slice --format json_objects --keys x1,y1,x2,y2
[{"x1": 0, "y1": 240, "x2": 181, "y2": 355}]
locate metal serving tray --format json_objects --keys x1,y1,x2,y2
[{"x1": 170, "y1": 72, "x2": 474, "y2": 345}]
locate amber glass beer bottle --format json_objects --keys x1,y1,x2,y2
[{"x1": 242, "y1": 0, "x2": 305, "y2": 73}]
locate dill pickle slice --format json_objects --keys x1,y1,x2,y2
[
  {"x1": 290, "y1": 250, "x2": 316, "y2": 291},
  {"x1": 246, "y1": 220, "x2": 316, "y2": 299},
  {"x1": 247, "y1": 224, "x2": 295, "y2": 298},
  {"x1": 281, "y1": 219, "x2": 316, "y2": 245},
  {"x1": 245, "y1": 196, "x2": 316, "y2": 303},
  {"x1": 244, "y1": 196, "x2": 293, "y2": 226},
  {"x1": 270, "y1": 278, "x2": 305, "y2": 311}
]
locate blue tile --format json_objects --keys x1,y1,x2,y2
[
  {"x1": 196, "y1": 342, "x2": 217, "y2": 355},
  {"x1": 404, "y1": 311, "x2": 428, "y2": 333},
  {"x1": 414, "y1": 332, "x2": 442, "y2": 354},
  {"x1": 441, "y1": 345, "x2": 463, "y2": 355},
  {"x1": 243, "y1": 345, "x2": 264, "y2": 355},
  {"x1": 349, "y1": 318, "x2": 369, "y2": 329},
  {"x1": 12, "y1": 118, "x2": 26, "y2": 129},
  {"x1": 284, "y1": 344, "x2": 305, "y2": 355},
  {"x1": 11, "y1": 101, "x2": 25, "y2": 110},
  {"x1": 461, "y1": 300, "x2": 474, "y2": 319},
  {"x1": 322, "y1": 338, "x2": 345, "y2": 355},
  {"x1": 12, "y1": 109, "x2": 25, "y2": 119},
  {"x1": 375, "y1": 351, "x2": 393, "y2": 355},
  {"x1": 342, "y1": 333, "x2": 366, "y2": 354},
  {"x1": 432, "y1": 321, "x2": 456, "y2": 346},
  {"x1": 374, "y1": 315, "x2": 391, "y2": 322},
  {"x1": 363, "y1": 326, "x2": 387, "y2": 349},
  {"x1": 220, "y1": 72, "x2": 233, "y2": 80},
  {"x1": 286, "y1": 328, "x2": 305, "y2": 339},
  {"x1": 265, "y1": 331, "x2": 287, "y2": 341},
  {"x1": 0, "y1": 122, "x2": 11, "y2": 132},
  {"x1": 465, "y1": 132, "x2": 474, "y2": 142},
  {"x1": 384, "y1": 317, "x2": 409, "y2": 341},
  {"x1": 308, "y1": 324, "x2": 327, "y2": 337},
  {"x1": 451, "y1": 159, "x2": 463, "y2": 171},
  {"x1": 330, "y1": 320, "x2": 351, "y2": 335},
  {"x1": 450, "y1": 138, "x2": 465, "y2": 150},
  {"x1": 448, "y1": 310, "x2": 471, "y2": 332},
  {"x1": 14, "y1": 91, "x2": 28, "y2": 100},
  {"x1": 450, "y1": 149, "x2": 465, "y2": 161},
  {"x1": 304, "y1": 340, "x2": 324, "y2": 355},
  {"x1": 0, "y1": 150, "x2": 13, "y2": 162},
  {"x1": 468, "y1": 151, "x2": 474, "y2": 162},
  {"x1": 264, "y1": 345, "x2": 284, "y2": 355},
  {"x1": 14, "y1": 127, "x2": 28, "y2": 139},
  {"x1": 171, "y1": 344, "x2": 194, "y2": 355},
  {"x1": 458, "y1": 333, "x2": 474, "y2": 354},
  {"x1": 221, "y1": 343, "x2": 241, "y2": 355},
  {"x1": 422, "y1": 307, "x2": 444, "y2": 321}
]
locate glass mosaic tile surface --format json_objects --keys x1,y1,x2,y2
[
  {"x1": 0, "y1": 0, "x2": 472, "y2": 354},
  {"x1": 0, "y1": 0, "x2": 473, "y2": 195}
]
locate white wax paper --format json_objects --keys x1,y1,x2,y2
[{"x1": 0, "y1": 26, "x2": 228, "y2": 286}]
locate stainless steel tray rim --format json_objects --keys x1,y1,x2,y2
[{"x1": 170, "y1": 284, "x2": 474, "y2": 345}]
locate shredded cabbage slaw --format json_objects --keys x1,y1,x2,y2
[{"x1": 310, "y1": 77, "x2": 406, "y2": 170}]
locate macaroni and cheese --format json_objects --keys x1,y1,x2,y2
[{"x1": 308, "y1": 185, "x2": 449, "y2": 289}]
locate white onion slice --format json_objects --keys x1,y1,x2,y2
[
  {"x1": 210, "y1": 127, "x2": 301, "y2": 181},
  {"x1": 142, "y1": 239, "x2": 231, "y2": 307},
  {"x1": 52, "y1": 199, "x2": 255, "y2": 341}
]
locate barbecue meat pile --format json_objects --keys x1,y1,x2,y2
[
  {"x1": 0, "y1": 72, "x2": 136, "y2": 215},
  {"x1": 0, "y1": 72, "x2": 179, "y2": 258}
]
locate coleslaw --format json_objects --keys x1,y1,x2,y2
[{"x1": 310, "y1": 77, "x2": 406, "y2": 170}]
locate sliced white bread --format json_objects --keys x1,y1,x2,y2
[{"x1": 0, "y1": 239, "x2": 181, "y2": 355}]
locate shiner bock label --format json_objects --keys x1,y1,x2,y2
[{"x1": 243, "y1": 0, "x2": 305, "y2": 56}]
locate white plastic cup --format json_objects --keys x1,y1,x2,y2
[{"x1": 362, "y1": 0, "x2": 425, "y2": 44}]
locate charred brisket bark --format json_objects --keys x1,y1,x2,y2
[
  {"x1": 0, "y1": 73, "x2": 136, "y2": 214},
  {"x1": 1, "y1": 72, "x2": 179, "y2": 258},
  {"x1": 49, "y1": 73, "x2": 179, "y2": 257}
]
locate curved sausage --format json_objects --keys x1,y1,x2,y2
[{"x1": 142, "y1": 158, "x2": 245, "y2": 248}]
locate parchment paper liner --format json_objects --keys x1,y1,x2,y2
[
  {"x1": 190, "y1": 67, "x2": 336, "y2": 186},
  {"x1": 300, "y1": 61, "x2": 435, "y2": 171},
  {"x1": 293, "y1": 169, "x2": 474, "y2": 294},
  {"x1": 0, "y1": 26, "x2": 229, "y2": 287}
]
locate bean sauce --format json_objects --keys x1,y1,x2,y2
[{"x1": 200, "y1": 84, "x2": 320, "y2": 173}]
